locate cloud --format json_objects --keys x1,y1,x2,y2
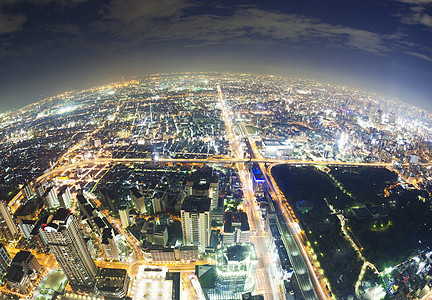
[
  {"x1": 52, "y1": 23, "x2": 80, "y2": 36},
  {"x1": 405, "y1": 51, "x2": 432, "y2": 62},
  {"x1": 396, "y1": 0, "x2": 432, "y2": 4},
  {"x1": 96, "y1": 5, "x2": 399, "y2": 55},
  {"x1": 0, "y1": 0, "x2": 87, "y2": 36},
  {"x1": 1, "y1": 0, "x2": 88, "y2": 5},
  {"x1": 0, "y1": 12, "x2": 26, "y2": 35},
  {"x1": 103, "y1": 0, "x2": 192, "y2": 23},
  {"x1": 394, "y1": 0, "x2": 432, "y2": 29},
  {"x1": 0, "y1": 0, "x2": 423, "y2": 66}
]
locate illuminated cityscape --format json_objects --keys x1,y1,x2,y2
[
  {"x1": 1, "y1": 73, "x2": 432, "y2": 300},
  {"x1": 1, "y1": 0, "x2": 432, "y2": 298}
]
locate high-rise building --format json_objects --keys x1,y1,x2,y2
[
  {"x1": 101, "y1": 228, "x2": 119, "y2": 260},
  {"x1": 96, "y1": 268, "x2": 130, "y2": 299},
  {"x1": 35, "y1": 183, "x2": 45, "y2": 198},
  {"x1": 41, "y1": 208, "x2": 98, "y2": 291},
  {"x1": 215, "y1": 243, "x2": 258, "y2": 299},
  {"x1": 130, "y1": 187, "x2": 147, "y2": 214},
  {"x1": 152, "y1": 196, "x2": 162, "y2": 214},
  {"x1": 222, "y1": 211, "x2": 250, "y2": 245},
  {"x1": 119, "y1": 208, "x2": 130, "y2": 228},
  {"x1": 30, "y1": 219, "x2": 49, "y2": 253},
  {"x1": 187, "y1": 166, "x2": 219, "y2": 209},
  {"x1": 18, "y1": 219, "x2": 35, "y2": 239},
  {"x1": 98, "y1": 188, "x2": 116, "y2": 211},
  {"x1": 11, "y1": 250, "x2": 41, "y2": 274},
  {"x1": 181, "y1": 196, "x2": 211, "y2": 253},
  {"x1": 251, "y1": 166, "x2": 265, "y2": 197},
  {"x1": 0, "y1": 243, "x2": 11, "y2": 274},
  {"x1": 388, "y1": 112, "x2": 396, "y2": 125},
  {"x1": 22, "y1": 183, "x2": 34, "y2": 200},
  {"x1": 154, "y1": 225, "x2": 168, "y2": 247},
  {"x1": 5, "y1": 265, "x2": 30, "y2": 293},
  {"x1": 42, "y1": 186, "x2": 59, "y2": 208},
  {"x1": 0, "y1": 201, "x2": 20, "y2": 239},
  {"x1": 57, "y1": 185, "x2": 72, "y2": 208}
]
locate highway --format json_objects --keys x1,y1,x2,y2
[
  {"x1": 238, "y1": 120, "x2": 324, "y2": 299},
  {"x1": 7, "y1": 139, "x2": 402, "y2": 221},
  {"x1": 217, "y1": 84, "x2": 282, "y2": 299},
  {"x1": 8, "y1": 150, "x2": 410, "y2": 216},
  {"x1": 265, "y1": 167, "x2": 326, "y2": 299}
]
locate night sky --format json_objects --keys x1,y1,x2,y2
[{"x1": 0, "y1": 0, "x2": 432, "y2": 112}]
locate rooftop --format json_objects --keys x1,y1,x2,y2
[
  {"x1": 181, "y1": 196, "x2": 211, "y2": 213},
  {"x1": 12, "y1": 250, "x2": 32, "y2": 265}
]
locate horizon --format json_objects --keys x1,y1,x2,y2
[{"x1": 0, "y1": 0, "x2": 431, "y2": 113}]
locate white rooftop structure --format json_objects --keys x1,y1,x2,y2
[{"x1": 131, "y1": 265, "x2": 173, "y2": 300}]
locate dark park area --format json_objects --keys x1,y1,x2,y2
[{"x1": 272, "y1": 165, "x2": 432, "y2": 297}]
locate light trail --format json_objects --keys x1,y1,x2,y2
[{"x1": 217, "y1": 84, "x2": 280, "y2": 299}]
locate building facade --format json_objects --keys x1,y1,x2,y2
[
  {"x1": 42, "y1": 208, "x2": 98, "y2": 291},
  {"x1": 216, "y1": 243, "x2": 258, "y2": 299},
  {"x1": 0, "y1": 201, "x2": 19, "y2": 239},
  {"x1": 181, "y1": 196, "x2": 211, "y2": 253},
  {"x1": 0, "y1": 243, "x2": 11, "y2": 274}
]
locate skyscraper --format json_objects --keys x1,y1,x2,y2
[
  {"x1": 186, "y1": 166, "x2": 219, "y2": 209},
  {"x1": 0, "y1": 243, "x2": 11, "y2": 274},
  {"x1": 42, "y1": 208, "x2": 98, "y2": 291},
  {"x1": 181, "y1": 196, "x2": 211, "y2": 252},
  {"x1": 0, "y1": 201, "x2": 20, "y2": 239},
  {"x1": 130, "y1": 187, "x2": 146, "y2": 214},
  {"x1": 119, "y1": 208, "x2": 130, "y2": 228},
  {"x1": 57, "y1": 185, "x2": 72, "y2": 208},
  {"x1": 216, "y1": 243, "x2": 258, "y2": 298},
  {"x1": 42, "y1": 186, "x2": 59, "y2": 208}
]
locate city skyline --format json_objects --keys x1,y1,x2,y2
[{"x1": 0, "y1": 0, "x2": 431, "y2": 112}]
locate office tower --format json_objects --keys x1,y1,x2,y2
[
  {"x1": 378, "y1": 108, "x2": 383, "y2": 125},
  {"x1": 154, "y1": 225, "x2": 168, "y2": 247},
  {"x1": 35, "y1": 184, "x2": 45, "y2": 198},
  {"x1": 0, "y1": 201, "x2": 20, "y2": 239},
  {"x1": 6, "y1": 247, "x2": 41, "y2": 294},
  {"x1": 0, "y1": 243, "x2": 11, "y2": 274},
  {"x1": 76, "y1": 194, "x2": 97, "y2": 230},
  {"x1": 181, "y1": 196, "x2": 211, "y2": 252},
  {"x1": 98, "y1": 188, "x2": 116, "y2": 211},
  {"x1": 18, "y1": 219, "x2": 35, "y2": 239},
  {"x1": 0, "y1": 220, "x2": 13, "y2": 240},
  {"x1": 22, "y1": 183, "x2": 34, "y2": 200},
  {"x1": 101, "y1": 228, "x2": 119, "y2": 260},
  {"x1": 251, "y1": 165, "x2": 265, "y2": 197},
  {"x1": 119, "y1": 208, "x2": 130, "y2": 228},
  {"x1": 30, "y1": 218, "x2": 49, "y2": 253},
  {"x1": 11, "y1": 250, "x2": 42, "y2": 274},
  {"x1": 97, "y1": 268, "x2": 130, "y2": 299},
  {"x1": 57, "y1": 185, "x2": 72, "y2": 208},
  {"x1": 216, "y1": 243, "x2": 258, "y2": 298},
  {"x1": 152, "y1": 196, "x2": 162, "y2": 214},
  {"x1": 5, "y1": 266, "x2": 30, "y2": 293},
  {"x1": 42, "y1": 186, "x2": 59, "y2": 208},
  {"x1": 187, "y1": 166, "x2": 219, "y2": 209},
  {"x1": 42, "y1": 208, "x2": 98, "y2": 291},
  {"x1": 388, "y1": 112, "x2": 396, "y2": 125},
  {"x1": 222, "y1": 211, "x2": 250, "y2": 245},
  {"x1": 130, "y1": 187, "x2": 147, "y2": 214}
]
